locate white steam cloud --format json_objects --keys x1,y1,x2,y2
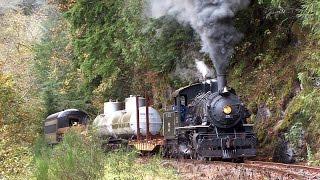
[
  {"x1": 148, "y1": 0, "x2": 250, "y2": 76},
  {"x1": 195, "y1": 59, "x2": 213, "y2": 80}
]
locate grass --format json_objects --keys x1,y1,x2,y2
[
  {"x1": 33, "y1": 130, "x2": 106, "y2": 180},
  {"x1": 33, "y1": 130, "x2": 179, "y2": 180},
  {"x1": 103, "y1": 150, "x2": 179, "y2": 180}
]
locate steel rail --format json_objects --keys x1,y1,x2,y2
[{"x1": 159, "y1": 158, "x2": 320, "y2": 179}]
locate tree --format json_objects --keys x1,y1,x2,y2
[{"x1": 65, "y1": 0, "x2": 193, "y2": 106}]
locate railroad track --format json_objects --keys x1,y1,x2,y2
[
  {"x1": 244, "y1": 161, "x2": 320, "y2": 180},
  {"x1": 160, "y1": 159, "x2": 320, "y2": 180}
]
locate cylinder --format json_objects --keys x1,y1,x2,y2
[
  {"x1": 217, "y1": 74, "x2": 227, "y2": 92},
  {"x1": 93, "y1": 106, "x2": 162, "y2": 138},
  {"x1": 93, "y1": 114, "x2": 109, "y2": 136},
  {"x1": 104, "y1": 101, "x2": 124, "y2": 116},
  {"x1": 130, "y1": 106, "x2": 162, "y2": 136},
  {"x1": 107, "y1": 111, "x2": 132, "y2": 138}
]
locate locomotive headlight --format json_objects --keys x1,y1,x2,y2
[{"x1": 223, "y1": 105, "x2": 232, "y2": 115}]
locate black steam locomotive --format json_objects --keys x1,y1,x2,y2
[{"x1": 162, "y1": 76, "x2": 257, "y2": 161}]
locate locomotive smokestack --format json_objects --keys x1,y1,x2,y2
[{"x1": 217, "y1": 74, "x2": 227, "y2": 92}]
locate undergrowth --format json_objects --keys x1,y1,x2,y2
[
  {"x1": 33, "y1": 130, "x2": 178, "y2": 180},
  {"x1": 34, "y1": 130, "x2": 106, "y2": 180},
  {"x1": 307, "y1": 145, "x2": 320, "y2": 166},
  {"x1": 104, "y1": 150, "x2": 178, "y2": 180}
]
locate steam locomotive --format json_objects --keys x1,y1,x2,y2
[
  {"x1": 44, "y1": 76, "x2": 257, "y2": 161},
  {"x1": 164, "y1": 80, "x2": 257, "y2": 160},
  {"x1": 162, "y1": 77, "x2": 257, "y2": 160}
]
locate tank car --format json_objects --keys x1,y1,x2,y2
[
  {"x1": 93, "y1": 96, "x2": 163, "y2": 151},
  {"x1": 162, "y1": 77, "x2": 257, "y2": 161},
  {"x1": 44, "y1": 109, "x2": 89, "y2": 144}
]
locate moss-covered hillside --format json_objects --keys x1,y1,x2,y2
[{"x1": 228, "y1": 1, "x2": 320, "y2": 164}]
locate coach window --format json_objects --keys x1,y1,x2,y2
[{"x1": 68, "y1": 116, "x2": 81, "y2": 126}]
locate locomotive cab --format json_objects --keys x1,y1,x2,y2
[
  {"x1": 44, "y1": 109, "x2": 89, "y2": 144},
  {"x1": 162, "y1": 80, "x2": 218, "y2": 135},
  {"x1": 173, "y1": 80, "x2": 218, "y2": 123}
]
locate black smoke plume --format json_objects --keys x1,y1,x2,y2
[{"x1": 148, "y1": 0, "x2": 250, "y2": 89}]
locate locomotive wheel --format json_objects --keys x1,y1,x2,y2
[
  {"x1": 195, "y1": 152, "x2": 205, "y2": 161},
  {"x1": 161, "y1": 146, "x2": 167, "y2": 158}
]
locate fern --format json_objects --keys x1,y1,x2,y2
[{"x1": 299, "y1": 0, "x2": 320, "y2": 39}]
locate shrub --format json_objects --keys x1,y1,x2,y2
[
  {"x1": 285, "y1": 122, "x2": 304, "y2": 148},
  {"x1": 103, "y1": 150, "x2": 178, "y2": 180},
  {"x1": 34, "y1": 131, "x2": 178, "y2": 180},
  {"x1": 299, "y1": 0, "x2": 320, "y2": 40},
  {"x1": 33, "y1": 130, "x2": 105, "y2": 180},
  {"x1": 307, "y1": 144, "x2": 320, "y2": 166}
]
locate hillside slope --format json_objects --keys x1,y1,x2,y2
[{"x1": 228, "y1": 2, "x2": 320, "y2": 164}]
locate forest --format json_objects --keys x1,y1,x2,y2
[{"x1": 0, "y1": 0, "x2": 319, "y2": 179}]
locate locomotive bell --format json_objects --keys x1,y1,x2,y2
[
  {"x1": 222, "y1": 87, "x2": 229, "y2": 93},
  {"x1": 220, "y1": 86, "x2": 231, "y2": 97}
]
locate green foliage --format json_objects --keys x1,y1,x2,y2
[
  {"x1": 0, "y1": 70, "x2": 16, "y2": 123},
  {"x1": 34, "y1": 131, "x2": 106, "y2": 180},
  {"x1": 307, "y1": 144, "x2": 320, "y2": 166},
  {"x1": 0, "y1": 9, "x2": 45, "y2": 179},
  {"x1": 147, "y1": 18, "x2": 193, "y2": 73},
  {"x1": 103, "y1": 150, "x2": 178, "y2": 179},
  {"x1": 258, "y1": 0, "x2": 285, "y2": 7},
  {"x1": 65, "y1": 0, "x2": 191, "y2": 104},
  {"x1": 33, "y1": 131, "x2": 178, "y2": 180},
  {"x1": 258, "y1": 0, "x2": 300, "y2": 9},
  {"x1": 278, "y1": 38, "x2": 320, "y2": 135},
  {"x1": 299, "y1": 0, "x2": 320, "y2": 39},
  {"x1": 33, "y1": 12, "x2": 88, "y2": 116},
  {"x1": 285, "y1": 122, "x2": 303, "y2": 147},
  {"x1": 0, "y1": 126, "x2": 34, "y2": 179},
  {"x1": 280, "y1": 50, "x2": 320, "y2": 134},
  {"x1": 65, "y1": 0, "x2": 137, "y2": 101},
  {"x1": 229, "y1": 1, "x2": 320, "y2": 161},
  {"x1": 258, "y1": 0, "x2": 320, "y2": 40}
]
